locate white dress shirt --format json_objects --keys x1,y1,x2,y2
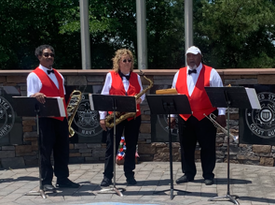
[
  {"x1": 99, "y1": 72, "x2": 145, "y2": 120},
  {"x1": 27, "y1": 64, "x2": 66, "y2": 97},
  {"x1": 171, "y1": 63, "x2": 226, "y2": 116}
]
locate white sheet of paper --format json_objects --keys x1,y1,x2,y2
[{"x1": 245, "y1": 88, "x2": 261, "y2": 110}]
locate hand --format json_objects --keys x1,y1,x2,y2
[
  {"x1": 216, "y1": 115, "x2": 226, "y2": 127},
  {"x1": 169, "y1": 117, "x2": 176, "y2": 129},
  {"x1": 100, "y1": 119, "x2": 107, "y2": 131},
  {"x1": 31, "y1": 92, "x2": 46, "y2": 104},
  {"x1": 136, "y1": 98, "x2": 142, "y2": 105}
]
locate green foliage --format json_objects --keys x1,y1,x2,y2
[
  {"x1": 195, "y1": 0, "x2": 275, "y2": 68},
  {"x1": 147, "y1": 0, "x2": 185, "y2": 68},
  {"x1": 0, "y1": 0, "x2": 274, "y2": 69},
  {"x1": 0, "y1": 0, "x2": 81, "y2": 69}
]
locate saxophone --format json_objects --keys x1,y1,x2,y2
[
  {"x1": 105, "y1": 70, "x2": 153, "y2": 128},
  {"x1": 67, "y1": 90, "x2": 82, "y2": 137}
]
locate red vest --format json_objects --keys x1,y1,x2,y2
[
  {"x1": 176, "y1": 65, "x2": 216, "y2": 121},
  {"x1": 109, "y1": 71, "x2": 141, "y2": 119},
  {"x1": 33, "y1": 67, "x2": 67, "y2": 121}
]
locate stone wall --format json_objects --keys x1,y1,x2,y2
[{"x1": 0, "y1": 68, "x2": 275, "y2": 169}]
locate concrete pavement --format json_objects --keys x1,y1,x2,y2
[{"x1": 0, "y1": 162, "x2": 275, "y2": 205}]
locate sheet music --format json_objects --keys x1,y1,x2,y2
[
  {"x1": 56, "y1": 97, "x2": 66, "y2": 117},
  {"x1": 46, "y1": 97, "x2": 66, "y2": 117},
  {"x1": 245, "y1": 88, "x2": 261, "y2": 110},
  {"x1": 12, "y1": 96, "x2": 65, "y2": 117}
]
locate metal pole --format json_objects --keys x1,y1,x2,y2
[
  {"x1": 136, "y1": 0, "x2": 147, "y2": 70},
  {"x1": 185, "y1": 0, "x2": 193, "y2": 65},
  {"x1": 80, "y1": 0, "x2": 91, "y2": 69}
]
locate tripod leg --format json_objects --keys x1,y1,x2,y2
[
  {"x1": 153, "y1": 115, "x2": 190, "y2": 199},
  {"x1": 209, "y1": 194, "x2": 239, "y2": 205},
  {"x1": 39, "y1": 189, "x2": 47, "y2": 199},
  {"x1": 114, "y1": 187, "x2": 123, "y2": 197},
  {"x1": 25, "y1": 114, "x2": 49, "y2": 199},
  {"x1": 98, "y1": 113, "x2": 124, "y2": 197},
  {"x1": 112, "y1": 115, "x2": 123, "y2": 196},
  {"x1": 208, "y1": 109, "x2": 239, "y2": 205},
  {"x1": 227, "y1": 194, "x2": 240, "y2": 205}
]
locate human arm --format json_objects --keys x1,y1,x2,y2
[
  {"x1": 210, "y1": 69, "x2": 226, "y2": 127},
  {"x1": 26, "y1": 72, "x2": 46, "y2": 104},
  {"x1": 169, "y1": 71, "x2": 179, "y2": 119},
  {"x1": 99, "y1": 72, "x2": 112, "y2": 131}
]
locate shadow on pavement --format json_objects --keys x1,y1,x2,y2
[{"x1": 0, "y1": 176, "x2": 38, "y2": 183}]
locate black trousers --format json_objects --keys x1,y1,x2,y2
[
  {"x1": 39, "y1": 117, "x2": 69, "y2": 185},
  {"x1": 103, "y1": 115, "x2": 141, "y2": 180},
  {"x1": 178, "y1": 111, "x2": 217, "y2": 180}
]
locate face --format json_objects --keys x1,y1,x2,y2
[
  {"x1": 119, "y1": 54, "x2": 132, "y2": 74},
  {"x1": 38, "y1": 48, "x2": 54, "y2": 69},
  {"x1": 186, "y1": 53, "x2": 201, "y2": 69}
]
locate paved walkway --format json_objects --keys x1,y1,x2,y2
[{"x1": 0, "y1": 162, "x2": 275, "y2": 205}]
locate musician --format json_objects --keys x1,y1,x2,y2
[
  {"x1": 171, "y1": 46, "x2": 226, "y2": 185},
  {"x1": 27, "y1": 45, "x2": 79, "y2": 191},
  {"x1": 99, "y1": 48, "x2": 145, "y2": 186}
]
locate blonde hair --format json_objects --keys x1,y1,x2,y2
[{"x1": 112, "y1": 49, "x2": 134, "y2": 72}]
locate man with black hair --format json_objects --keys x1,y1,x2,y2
[{"x1": 27, "y1": 45, "x2": 80, "y2": 191}]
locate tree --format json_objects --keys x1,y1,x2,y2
[
  {"x1": 0, "y1": 0, "x2": 81, "y2": 69},
  {"x1": 0, "y1": 0, "x2": 274, "y2": 69},
  {"x1": 194, "y1": 0, "x2": 275, "y2": 68}
]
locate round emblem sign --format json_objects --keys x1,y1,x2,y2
[
  {"x1": 0, "y1": 96, "x2": 15, "y2": 138},
  {"x1": 157, "y1": 114, "x2": 178, "y2": 136},
  {"x1": 73, "y1": 93, "x2": 103, "y2": 137},
  {"x1": 245, "y1": 92, "x2": 275, "y2": 139}
]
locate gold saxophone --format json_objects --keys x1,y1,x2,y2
[
  {"x1": 67, "y1": 90, "x2": 82, "y2": 137},
  {"x1": 105, "y1": 70, "x2": 153, "y2": 128}
]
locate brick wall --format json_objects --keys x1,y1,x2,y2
[{"x1": 0, "y1": 69, "x2": 275, "y2": 169}]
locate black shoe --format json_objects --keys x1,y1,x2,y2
[
  {"x1": 100, "y1": 177, "x2": 112, "y2": 187},
  {"x1": 42, "y1": 184, "x2": 56, "y2": 192},
  {"x1": 176, "y1": 175, "x2": 194, "y2": 184},
  {"x1": 204, "y1": 178, "x2": 214, "y2": 185},
  {"x1": 56, "y1": 179, "x2": 80, "y2": 188},
  {"x1": 126, "y1": 178, "x2": 137, "y2": 185}
]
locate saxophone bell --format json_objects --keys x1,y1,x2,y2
[{"x1": 204, "y1": 113, "x2": 239, "y2": 143}]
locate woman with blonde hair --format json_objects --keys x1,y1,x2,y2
[{"x1": 99, "y1": 48, "x2": 144, "y2": 186}]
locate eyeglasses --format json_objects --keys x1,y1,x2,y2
[
  {"x1": 122, "y1": 59, "x2": 132, "y2": 63},
  {"x1": 43, "y1": 53, "x2": 55, "y2": 58}
]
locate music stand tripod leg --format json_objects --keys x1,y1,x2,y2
[
  {"x1": 25, "y1": 113, "x2": 55, "y2": 198},
  {"x1": 208, "y1": 107, "x2": 239, "y2": 205},
  {"x1": 168, "y1": 115, "x2": 190, "y2": 197},
  {"x1": 154, "y1": 114, "x2": 190, "y2": 199},
  {"x1": 209, "y1": 194, "x2": 239, "y2": 205},
  {"x1": 97, "y1": 113, "x2": 125, "y2": 196}
]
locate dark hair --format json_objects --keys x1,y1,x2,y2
[{"x1": 35, "y1": 45, "x2": 55, "y2": 57}]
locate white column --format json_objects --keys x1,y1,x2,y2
[
  {"x1": 136, "y1": 0, "x2": 147, "y2": 70},
  {"x1": 185, "y1": 0, "x2": 193, "y2": 65},
  {"x1": 80, "y1": 0, "x2": 91, "y2": 69}
]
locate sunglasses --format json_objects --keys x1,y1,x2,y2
[
  {"x1": 122, "y1": 59, "x2": 132, "y2": 63},
  {"x1": 43, "y1": 53, "x2": 55, "y2": 58}
]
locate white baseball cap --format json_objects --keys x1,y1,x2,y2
[{"x1": 186, "y1": 46, "x2": 202, "y2": 56}]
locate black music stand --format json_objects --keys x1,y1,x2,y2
[
  {"x1": 205, "y1": 86, "x2": 261, "y2": 205},
  {"x1": 146, "y1": 94, "x2": 192, "y2": 200},
  {"x1": 12, "y1": 96, "x2": 66, "y2": 199},
  {"x1": 89, "y1": 94, "x2": 136, "y2": 197}
]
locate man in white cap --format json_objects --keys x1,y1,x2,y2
[{"x1": 170, "y1": 46, "x2": 226, "y2": 185}]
